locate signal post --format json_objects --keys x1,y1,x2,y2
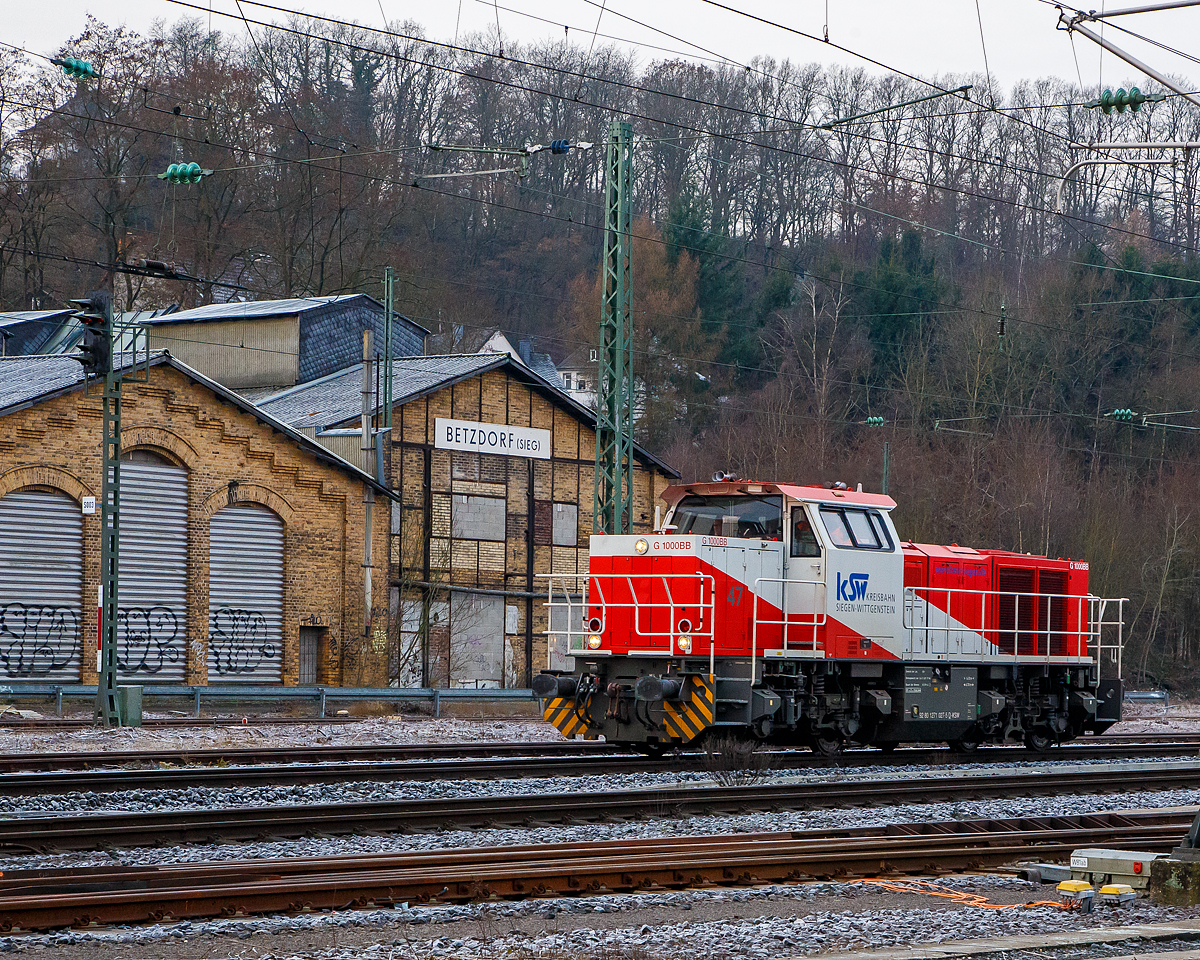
[{"x1": 70, "y1": 294, "x2": 146, "y2": 726}]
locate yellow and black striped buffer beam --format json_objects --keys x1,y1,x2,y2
[
  {"x1": 542, "y1": 696, "x2": 589, "y2": 739},
  {"x1": 661, "y1": 676, "x2": 715, "y2": 743}
]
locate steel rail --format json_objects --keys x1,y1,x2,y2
[
  {"x1": 4, "y1": 762, "x2": 1200, "y2": 852},
  {"x1": 0, "y1": 809, "x2": 1191, "y2": 931},
  {"x1": 0, "y1": 740, "x2": 617, "y2": 774},
  {"x1": 0, "y1": 716, "x2": 362, "y2": 729},
  {"x1": 0, "y1": 736, "x2": 1198, "y2": 789}
]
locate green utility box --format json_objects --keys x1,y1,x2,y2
[{"x1": 118, "y1": 685, "x2": 143, "y2": 727}]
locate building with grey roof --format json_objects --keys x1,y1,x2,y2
[
  {"x1": 259, "y1": 349, "x2": 678, "y2": 690},
  {"x1": 0, "y1": 352, "x2": 394, "y2": 690},
  {"x1": 477, "y1": 331, "x2": 565, "y2": 389},
  {"x1": 0, "y1": 310, "x2": 76, "y2": 356},
  {"x1": 1, "y1": 307, "x2": 180, "y2": 358},
  {"x1": 141, "y1": 294, "x2": 428, "y2": 395}
]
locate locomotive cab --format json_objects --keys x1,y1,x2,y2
[{"x1": 536, "y1": 480, "x2": 1126, "y2": 755}]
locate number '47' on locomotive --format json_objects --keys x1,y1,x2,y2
[{"x1": 534, "y1": 479, "x2": 1127, "y2": 756}]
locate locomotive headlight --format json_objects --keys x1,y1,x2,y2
[
  {"x1": 586, "y1": 633, "x2": 603, "y2": 649},
  {"x1": 634, "y1": 538, "x2": 649, "y2": 555},
  {"x1": 677, "y1": 634, "x2": 692, "y2": 653}
]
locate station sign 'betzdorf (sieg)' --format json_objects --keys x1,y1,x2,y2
[{"x1": 435, "y1": 417, "x2": 552, "y2": 460}]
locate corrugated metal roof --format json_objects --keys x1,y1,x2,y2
[
  {"x1": 143, "y1": 295, "x2": 374, "y2": 324},
  {"x1": 0, "y1": 356, "x2": 86, "y2": 407},
  {"x1": 258, "y1": 354, "x2": 504, "y2": 430},
  {"x1": 0, "y1": 310, "x2": 73, "y2": 329}
]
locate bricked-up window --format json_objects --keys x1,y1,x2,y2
[
  {"x1": 534, "y1": 500, "x2": 553, "y2": 545},
  {"x1": 452, "y1": 451, "x2": 480, "y2": 481},
  {"x1": 553, "y1": 503, "x2": 578, "y2": 547},
  {"x1": 452, "y1": 495, "x2": 506, "y2": 541}
]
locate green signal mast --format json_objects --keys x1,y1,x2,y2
[
  {"x1": 592, "y1": 120, "x2": 635, "y2": 536},
  {"x1": 67, "y1": 294, "x2": 151, "y2": 726}
]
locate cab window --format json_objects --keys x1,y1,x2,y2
[
  {"x1": 670, "y1": 495, "x2": 783, "y2": 539},
  {"x1": 845, "y1": 510, "x2": 879, "y2": 548},
  {"x1": 790, "y1": 507, "x2": 821, "y2": 557},
  {"x1": 820, "y1": 507, "x2": 894, "y2": 551}
]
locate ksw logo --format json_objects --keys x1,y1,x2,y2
[{"x1": 837, "y1": 572, "x2": 869, "y2": 602}]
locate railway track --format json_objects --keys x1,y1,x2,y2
[
  {"x1": 0, "y1": 735, "x2": 1198, "y2": 792},
  {"x1": 0, "y1": 716, "x2": 361, "y2": 729},
  {"x1": 5, "y1": 761, "x2": 1200, "y2": 852},
  {"x1": 0, "y1": 808, "x2": 1190, "y2": 931}
]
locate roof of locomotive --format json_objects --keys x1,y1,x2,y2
[
  {"x1": 662, "y1": 481, "x2": 896, "y2": 510},
  {"x1": 902, "y1": 542, "x2": 986, "y2": 559},
  {"x1": 902, "y1": 543, "x2": 1076, "y2": 565}
]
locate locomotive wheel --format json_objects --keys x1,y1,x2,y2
[
  {"x1": 949, "y1": 732, "x2": 982, "y2": 753},
  {"x1": 812, "y1": 733, "x2": 844, "y2": 758},
  {"x1": 1023, "y1": 728, "x2": 1055, "y2": 753}
]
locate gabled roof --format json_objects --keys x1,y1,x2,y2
[
  {"x1": 259, "y1": 354, "x2": 505, "y2": 431},
  {"x1": 0, "y1": 356, "x2": 83, "y2": 406},
  {"x1": 477, "y1": 330, "x2": 565, "y2": 389},
  {"x1": 259, "y1": 353, "x2": 679, "y2": 477},
  {"x1": 0, "y1": 353, "x2": 394, "y2": 498}
]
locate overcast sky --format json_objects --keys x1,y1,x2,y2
[{"x1": 5, "y1": 0, "x2": 1200, "y2": 95}]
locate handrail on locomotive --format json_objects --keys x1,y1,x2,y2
[{"x1": 543, "y1": 572, "x2": 718, "y2": 676}]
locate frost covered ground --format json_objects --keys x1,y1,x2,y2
[
  {"x1": 0, "y1": 695, "x2": 1197, "y2": 757},
  {"x1": 4, "y1": 877, "x2": 1200, "y2": 959},
  {"x1": 0, "y1": 714, "x2": 562, "y2": 755}
]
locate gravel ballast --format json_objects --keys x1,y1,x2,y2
[
  {"x1": 3, "y1": 755, "x2": 1199, "y2": 817},
  {"x1": 3, "y1": 784, "x2": 1199, "y2": 873},
  {"x1": 5, "y1": 876, "x2": 1200, "y2": 959}
]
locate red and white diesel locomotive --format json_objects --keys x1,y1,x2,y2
[{"x1": 534, "y1": 479, "x2": 1126, "y2": 754}]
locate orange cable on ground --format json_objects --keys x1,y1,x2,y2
[{"x1": 861, "y1": 878, "x2": 1067, "y2": 910}]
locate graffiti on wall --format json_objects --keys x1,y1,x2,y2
[
  {"x1": 209, "y1": 607, "x2": 276, "y2": 675},
  {"x1": 117, "y1": 606, "x2": 181, "y2": 674},
  {"x1": 0, "y1": 602, "x2": 78, "y2": 677}
]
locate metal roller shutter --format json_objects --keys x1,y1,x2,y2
[
  {"x1": 116, "y1": 461, "x2": 189, "y2": 681},
  {"x1": 208, "y1": 505, "x2": 284, "y2": 683},
  {"x1": 0, "y1": 491, "x2": 83, "y2": 680}
]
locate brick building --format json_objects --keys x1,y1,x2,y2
[
  {"x1": 0, "y1": 354, "x2": 391, "y2": 687},
  {"x1": 260, "y1": 353, "x2": 679, "y2": 688}
]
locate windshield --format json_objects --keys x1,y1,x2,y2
[{"x1": 669, "y1": 495, "x2": 783, "y2": 540}]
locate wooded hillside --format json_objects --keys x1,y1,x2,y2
[{"x1": 4, "y1": 16, "x2": 1200, "y2": 682}]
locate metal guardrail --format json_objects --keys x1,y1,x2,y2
[
  {"x1": 1124, "y1": 690, "x2": 1170, "y2": 707},
  {"x1": 0, "y1": 684, "x2": 535, "y2": 719}
]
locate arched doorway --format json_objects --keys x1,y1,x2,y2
[
  {"x1": 0, "y1": 490, "x2": 82, "y2": 679},
  {"x1": 208, "y1": 503, "x2": 284, "y2": 682}
]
